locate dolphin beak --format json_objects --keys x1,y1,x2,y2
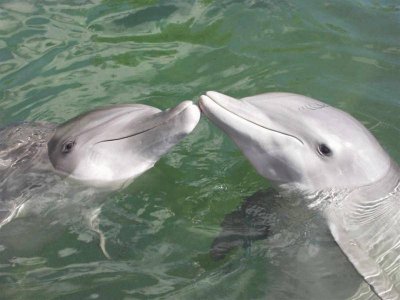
[
  {"x1": 200, "y1": 91, "x2": 238, "y2": 109},
  {"x1": 199, "y1": 91, "x2": 303, "y2": 145},
  {"x1": 96, "y1": 101, "x2": 200, "y2": 144},
  {"x1": 199, "y1": 91, "x2": 268, "y2": 131},
  {"x1": 161, "y1": 100, "x2": 200, "y2": 135},
  {"x1": 199, "y1": 91, "x2": 245, "y2": 118},
  {"x1": 162, "y1": 100, "x2": 200, "y2": 131}
]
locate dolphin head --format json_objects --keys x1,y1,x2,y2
[
  {"x1": 200, "y1": 91, "x2": 391, "y2": 192},
  {"x1": 48, "y1": 101, "x2": 200, "y2": 188}
]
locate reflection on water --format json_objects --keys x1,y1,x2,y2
[{"x1": 0, "y1": 0, "x2": 399, "y2": 299}]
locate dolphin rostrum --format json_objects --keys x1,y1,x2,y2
[
  {"x1": 0, "y1": 101, "x2": 200, "y2": 256},
  {"x1": 200, "y1": 91, "x2": 400, "y2": 300}
]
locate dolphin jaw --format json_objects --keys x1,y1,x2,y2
[{"x1": 67, "y1": 158, "x2": 157, "y2": 190}]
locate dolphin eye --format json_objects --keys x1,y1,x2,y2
[
  {"x1": 318, "y1": 143, "x2": 332, "y2": 157},
  {"x1": 62, "y1": 141, "x2": 75, "y2": 154}
]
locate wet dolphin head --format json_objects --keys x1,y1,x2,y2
[
  {"x1": 199, "y1": 91, "x2": 391, "y2": 192},
  {"x1": 48, "y1": 101, "x2": 200, "y2": 187}
]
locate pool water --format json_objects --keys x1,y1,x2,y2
[{"x1": 0, "y1": 0, "x2": 399, "y2": 299}]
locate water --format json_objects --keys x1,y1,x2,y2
[{"x1": 0, "y1": 0, "x2": 399, "y2": 299}]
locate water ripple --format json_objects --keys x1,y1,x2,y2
[{"x1": 0, "y1": 0, "x2": 399, "y2": 299}]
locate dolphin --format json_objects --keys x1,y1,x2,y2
[
  {"x1": 200, "y1": 91, "x2": 400, "y2": 300},
  {"x1": 0, "y1": 101, "x2": 200, "y2": 256}
]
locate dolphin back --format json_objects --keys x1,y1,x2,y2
[{"x1": 0, "y1": 122, "x2": 56, "y2": 225}]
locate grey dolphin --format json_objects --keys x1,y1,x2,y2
[
  {"x1": 0, "y1": 101, "x2": 200, "y2": 255},
  {"x1": 200, "y1": 91, "x2": 400, "y2": 300}
]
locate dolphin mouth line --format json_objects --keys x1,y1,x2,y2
[
  {"x1": 95, "y1": 101, "x2": 194, "y2": 144},
  {"x1": 200, "y1": 94, "x2": 304, "y2": 145},
  {"x1": 96, "y1": 126, "x2": 155, "y2": 144}
]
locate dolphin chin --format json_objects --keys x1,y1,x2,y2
[{"x1": 200, "y1": 90, "x2": 400, "y2": 299}]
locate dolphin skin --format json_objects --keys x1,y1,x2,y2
[
  {"x1": 200, "y1": 91, "x2": 400, "y2": 300},
  {"x1": 0, "y1": 101, "x2": 200, "y2": 255}
]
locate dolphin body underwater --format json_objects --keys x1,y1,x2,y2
[
  {"x1": 0, "y1": 101, "x2": 200, "y2": 257},
  {"x1": 200, "y1": 91, "x2": 400, "y2": 300}
]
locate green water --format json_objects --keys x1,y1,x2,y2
[{"x1": 0, "y1": 0, "x2": 399, "y2": 299}]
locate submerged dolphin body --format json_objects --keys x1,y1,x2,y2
[
  {"x1": 0, "y1": 101, "x2": 200, "y2": 255},
  {"x1": 200, "y1": 91, "x2": 400, "y2": 300}
]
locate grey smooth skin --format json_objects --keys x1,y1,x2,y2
[
  {"x1": 200, "y1": 91, "x2": 400, "y2": 300},
  {"x1": 0, "y1": 101, "x2": 200, "y2": 256},
  {"x1": 48, "y1": 100, "x2": 200, "y2": 188}
]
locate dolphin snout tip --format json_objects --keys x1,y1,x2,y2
[
  {"x1": 179, "y1": 100, "x2": 194, "y2": 108},
  {"x1": 199, "y1": 91, "x2": 237, "y2": 114},
  {"x1": 171, "y1": 100, "x2": 199, "y2": 115},
  {"x1": 173, "y1": 100, "x2": 201, "y2": 130},
  {"x1": 203, "y1": 91, "x2": 237, "y2": 104},
  {"x1": 198, "y1": 94, "x2": 212, "y2": 114},
  {"x1": 198, "y1": 91, "x2": 220, "y2": 106},
  {"x1": 178, "y1": 104, "x2": 201, "y2": 135},
  {"x1": 205, "y1": 91, "x2": 220, "y2": 98}
]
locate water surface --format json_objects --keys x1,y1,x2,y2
[{"x1": 0, "y1": 0, "x2": 399, "y2": 299}]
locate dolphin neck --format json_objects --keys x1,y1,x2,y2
[
  {"x1": 344, "y1": 159, "x2": 399, "y2": 203},
  {"x1": 331, "y1": 160, "x2": 400, "y2": 223},
  {"x1": 295, "y1": 159, "x2": 400, "y2": 212},
  {"x1": 322, "y1": 160, "x2": 400, "y2": 299},
  {"x1": 0, "y1": 122, "x2": 56, "y2": 174}
]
